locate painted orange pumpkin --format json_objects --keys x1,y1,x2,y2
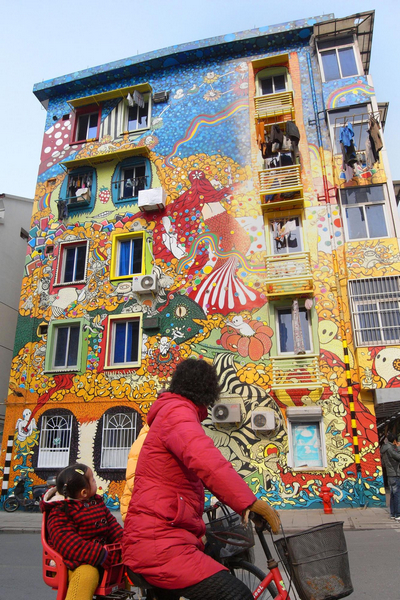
[{"x1": 219, "y1": 320, "x2": 273, "y2": 361}]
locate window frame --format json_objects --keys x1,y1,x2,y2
[
  {"x1": 287, "y1": 408, "x2": 327, "y2": 471},
  {"x1": 59, "y1": 166, "x2": 97, "y2": 213},
  {"x1": 327, "y1": 104, "x2": 372, "y2": 155},
  {"x1": 100, "y1": 411, "x2": 139, "y2": 469},
  {"x1": 255, "y1": 66, "x2": 291, "y2": 97},
  {"x1": 37, "y1": 413, "x2": 73, "y2": 469},
  {"x1": 122, "y1": 92, "x2": 152, "y2": 134},
  {"x1": 71, "y1": 105, "x2": 101, "y2": 143},
  {"x1": 340, "y1": 185, "x2": 391, "y2": 241},
  {"x1": 110, "y1": 230, "x2": 146, "y2": 281},
  {"x1": 268, "y1": 215, "x2": 304, "y2": 256},
  {"x1": 275, "y1": 303, "x2": 313, "y2": 356},
  {"x1": 111, "y1": 156, "x2": 151, "y2": 206},
  {"x1": 45, "y1": 318, "x2": 88, "y2": 374},
  {"x1": 105, "y1": 313, "x2": 142, "y2": 369},
  {"x1": 317, "y1": 36, "x2": 362, "y2": 83},
  {"x1": 348, "y1": 276, "x2": 400, "y2": 347},
  {"x1": 55, "y1": 240, "x2": 88, "y2": 286}
]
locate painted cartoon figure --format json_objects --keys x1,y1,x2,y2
[{"x1": 16, "y1": 409, "x2": 37, "y2": 441}]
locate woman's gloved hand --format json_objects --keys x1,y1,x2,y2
[{"x1": 248, "y1": 499, "x2": 281, "y2": 534}]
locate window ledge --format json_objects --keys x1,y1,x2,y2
[{"x1": 104, "y1": 363, "x2": 140, "y2": 370}]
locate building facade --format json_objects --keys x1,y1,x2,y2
[
  {"x1": 0, "y1": 193, "x2": 33, "y2": 442},
  {"x1": 1, "y1": 11, "x2": 397, "y2": 510}
]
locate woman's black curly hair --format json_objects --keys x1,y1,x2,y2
[{"x1": 168, "y1": 359, "x2": 221, "y2": 407}]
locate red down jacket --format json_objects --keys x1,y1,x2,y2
[{"x1": 122, "y1": 392, "x2": 256, "y2": 589}]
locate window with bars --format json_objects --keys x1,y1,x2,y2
[
  {"x1": 59, "y1": 167, "x2": 97, "y2": 212},
  {"x1": 349, "y1": 276, "x2": 400, "y2": 346},
  {"x1": 111, "y1": 157, "x2": 150, "y2": 206},
  {"x1": 101, "y1": 412, "x2": 139, "y2": 468},
  {"x1": 340, "y1": 185, "x2": 389, "y2": 240},
  {"x1": 57, "y1": 242, "x2": 87, "y2": 284},
  {"x1": 38, "y1": 414, "x2": 72, "y2": 468}
]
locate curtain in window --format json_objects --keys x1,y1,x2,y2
[{"x1": 119, "y1": 241, "x2": 131, "y2": 276}]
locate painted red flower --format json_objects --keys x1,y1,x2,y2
[{"x1": 219, "y1": 319, "x2": 273, "y2": 361}]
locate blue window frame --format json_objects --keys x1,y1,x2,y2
[
  {"x1": 111, "y1": 157, "x2": 151, "y2": 206},
  {"x1": 59, "y1": 167, "x2": 97, "y2": 213}
]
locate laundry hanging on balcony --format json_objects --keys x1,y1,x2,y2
[
  {"x1": 340, "y1": 121, "x2": 357, "y2": 171},
  {"x1": 272, "y1": 219, "x2": 298, "y2": 252},
  {"x1": 367, "y1": 115, "x2": 383, "y2": 164},
  {"x1": 57, "y1": 200, "x2": 68, "y2": 221}
]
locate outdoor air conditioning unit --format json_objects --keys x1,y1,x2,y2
[
  {"x1": 132, "y1": 274, "x2": 158, "y2": 294},
  {"x1": 153, "y1": 91, "x2": 169, "y2": 103},
  {"x1": 211, "y1": 403, "x2": 241, "y2": 424},
  {"x1": 251, "y1": 410, "x2": 275, "y2": 431},
  {"x1": 138, "y1": 187, "x2": 166, "y2": 212}
]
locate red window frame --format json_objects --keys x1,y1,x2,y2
[{"x1": 71, "y1": 104, "x2": 101, "y2": 144}]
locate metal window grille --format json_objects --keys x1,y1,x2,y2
[
  {"x1": 349, "y1": 276, "x2": 400, "y2": 346},
  {"x1": 101, "y1": 412, "x2": 138, "y2": 469},
  {"x1": 38, "y1": 415, "x2": 72, "y2": 468}
]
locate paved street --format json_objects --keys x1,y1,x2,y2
[{"x1": 1, "y1": 521, "x2": 400, "y2": 599}]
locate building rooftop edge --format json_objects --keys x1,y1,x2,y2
[
  {"x1": 0, "y1": 193, "x2": 34, "y2": 204},
  {"x1": 32, "y1": 13, "x2": 333, "y2": 102}
]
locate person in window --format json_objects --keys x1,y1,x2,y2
[
  {"x1": 41, "y1": 463, "x2": 123, "y2": 600},
  {"x1": 381, "y1": 433, "x2": 400, "y2": 521},
  {"x1": 123, "y1": 358, "x2": 280, "y2": 600}
]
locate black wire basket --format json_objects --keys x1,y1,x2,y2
[
  {"x1": 205, "y1": 508, "x2": 255, "y2": 561},
  {"x1": 275, "y1": 522, "x2": 353, "y2": 600}
]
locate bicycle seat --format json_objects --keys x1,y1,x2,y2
[{"x1": 126, "y1": 567, "x2": 154, "y2": 589}]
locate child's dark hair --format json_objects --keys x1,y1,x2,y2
[{"x1": 56, "y1": 463, "x2": 90, "y2": 499}]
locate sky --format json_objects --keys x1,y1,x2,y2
[{"x1": 0, "y1": 0, "x2": 399, "y2": 200}]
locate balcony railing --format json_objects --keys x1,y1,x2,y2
[
  {"x1": 264, "y1": 252, "x2": 313, "y2": 296},
  {"x1": 271, "y1": 355, "x2": 322, "y2": 390},
  {"x1": 254, "y1": 91, "x2": 295, "y2": 121},
  {"x1": 259, "y1": 164, "x2": 302, "y2": 197}
]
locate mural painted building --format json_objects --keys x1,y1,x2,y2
[{"x1": 1, "y1": 10, "x2": 398, "y2": 510}]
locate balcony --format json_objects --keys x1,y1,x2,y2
[
  {"x1": 271, "y1": 355, "x2": 322, "y2": 390},
  {"x1": 264, "y1": 252, "x2": 313, "y2": 296},
  {"x1": 254, "y1": 91, "x2": 295, "y2": 121},
  {"x1": 259, "y1": 164, "x2": 302, "y2": 198}
]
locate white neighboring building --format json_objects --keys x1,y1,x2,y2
[{"x1": 0, "y1": 194, "x2": 33, "y2": 440}]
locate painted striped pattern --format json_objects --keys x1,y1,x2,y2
[{"x1": 1, "y1": 436, "x2": 14, "y2": 496}]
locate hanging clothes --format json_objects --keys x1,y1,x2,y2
[
  {"x1": 339, "y1": 122, "x2": 355, "y2": 148},
  {"x1": 127, "y1": 93, "x2": 134, "y2": 107},
  {"x1": 270, "y1": 124, "x2": 283, "y2": 148},
  {"x1": 292, "y1": 299, "x2": 305, "y2": 355},
  {"x1": 57, "y1": 201, "x2": 68, "y2": 221},
  {"x1": 340, "y1": 141, "x2": 357, "y2": 169},
  {"x1": 256, "y1": 121, "x2": 265, "y2": 149},
  {"x1": 365, "y1": 136, "x2": 377, "y2": 168},
  {"x1": 285, "y1": 121, "x2": 300, "y2": 142},
  {"x1": 368, "y1": 115, "x2": 383, "y2": 153},
  {"x1": 133, "y1": 90, "x2": 145, "y2": 108}
]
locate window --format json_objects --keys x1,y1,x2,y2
[
  {"x1": 45, "y1": 318, "x2": 88, "y2": 373},
  {"x1": 72, "y1": 105, "x2": 100, "y2": 142},
  {"x1": 328, "y1": 105, "x2": 371, "y2": 154},
  {"x1": 340, "y1": 185, "x2": 389, "y2": 240},
  {"x1": 111, "y1": 157, "x2": 151, "y2": 205},
  {"x1": 287, "y1": 407, "x2": 326, "y2": 469},
  {"x1": 56, "y1": 242, "x2": 87, "y2": 284},
  {"x1": 270, "y1": 217, "x2": 302, "y2": 255},
  {"x1": 110, "y1": 231, "x2": 145, "y2": 280},
  {"x1": 276, "y1": 305, "x2": 312, "y2": 354},
  {"x1": 256, "y1": 66, "x2": 290, "y2": 96},
  {"x1": 125, "y1": 93, "x2": 151, "y2": 132},
  {"x1": 37, "y1": 414, "x2": 72, "y2": 468},
  {"x1": 318, "y1": 36, "x2": 360, "y2": 82},
  {"x1": 100, "y1": 411, "x2": 139, "y2": 468},
  {"x1": 349, "y1": 276, "x2": 400, "y2": 346},
  {"x1": 106, "y1": 315, "x2": 141, "y2": 368},
  {"x1": 59, "y1": 167, "x2": 97, "y2": 212}
]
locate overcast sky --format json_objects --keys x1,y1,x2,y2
[{"x1": 1, "y1": 0, "x2": 399, "y2": 199}]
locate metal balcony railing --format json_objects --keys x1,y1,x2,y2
[
  {"x1": 271, "y1": 355, "x2": 322, "y2": 390},
  {"x1": 264, "y1": 252, "x2": 313, "y2": 296},
  {"x1": 254, "y1": 91, "x2": 295, "y2": 121},
  {"x1": 259, "y1": 164, "x2": 302, "y2": 197}
]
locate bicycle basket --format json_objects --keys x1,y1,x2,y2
[
  {"x1": 275, "y1": 522, "x2": 353, "y2": 600},
  {"x1": 205, "y1": 510, "x2": 254, "y2": 560}
]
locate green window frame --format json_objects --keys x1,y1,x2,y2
[{"x1": 45, "y1": 318, "x2": 88, "y2": 374}]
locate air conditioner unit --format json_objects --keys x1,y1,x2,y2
[
  {"x1": 138, "y1": 187, "x2": 166, "y2": 212},
  {"x1": 211, "y1": 403, "x2": 241, "y2": 424},
  {"x1": 251, "y1": 410, "x2": 275, "y2": 431},
  {"x1": 132, "y1": 274, "x2": 158, "y2": 294},
  {"x1": 153, "y1": 91, "x2": 169, "y2": 103}
]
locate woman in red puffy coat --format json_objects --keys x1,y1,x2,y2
[{"x1": 123, "y1": 359, "x2": 280, "y2": 600}]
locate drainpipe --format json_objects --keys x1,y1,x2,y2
[{"x1": 306, "y1": 51, "x2": 365, "y2": 506}]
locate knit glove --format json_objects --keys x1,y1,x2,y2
[{"x1": 248, "y1": 499, "x2": 281, "y2": 534}]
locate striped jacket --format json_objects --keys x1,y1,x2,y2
[{"x1": 41, "y1": 488, "x2": 123, "y2": 571}]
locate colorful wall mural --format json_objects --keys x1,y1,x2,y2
[{"x1": 1, "y1": 14, "x2": 396, "y2": 512}]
